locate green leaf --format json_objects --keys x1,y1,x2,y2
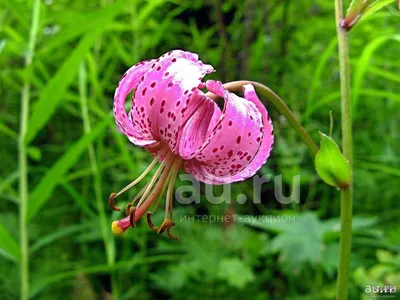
[
  {"x1": 26, "y1": 117, "x2": 111, "y2": 222},
  {"x1": 343, "y1": 0, "x2": 397, "y2": 30},
  {"x1": 360, "y1": 0, "x2": 398, "y2": 20},
  {"x1": 217, "y1": 258, "x2": 255, "y2": 288},
  {"x1": 376, "y1": 249, "x2": 395, "y2": 264},
  {"x1": 25, "y1": 6, "x2": 120, "y2": 144},
  {"x1": 0, "y1": 122, "x2": 18, "y2": 140},
  {"x1": 0, "y1": 222, "x2": 21, "y2": 263},
  {"x1": 269, "y1": 212, "x2": 325, "y2": 270},
  {"x1": 30, "y1": 223, "x2": 91, "y2": 254},
  {"x1": 39, "y1": 2, "x2": 122, "y2": 53},
  {"x1": 353, "y1": 34, "x2": 400, "y2": 111},
  {"x1": 315, "y1": 132, "x2": 351, "y2": 189},
  {"x1": 27, "y1": 146, "x2": 42, "y2": 161}
]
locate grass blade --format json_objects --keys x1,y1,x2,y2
[
  {"x1": 25, "y1": 8, "x2": 120, "y2": 144},
  {"x1": 0, "y1": 223, "x2": 21, "y2": 263},
  {"x1": 26, "y1": 117, "x2": 112, "y2": 222}
]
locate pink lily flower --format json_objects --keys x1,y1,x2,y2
[{"x1": 110, "y1": 50, "x2": 274, "y2": 239}]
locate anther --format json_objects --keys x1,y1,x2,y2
[
  {"x1": 166, "y1": 223, "x2": 179, "y2": 240},
  {"x1": 158, "y1": 218, "x2": 179, "y2": 240},
  {"x1": 129, "y1": 207, "x2": 137, "y2": 228},
  {"x1": 125, "y1": 203, "x2": 133, "y2": 216},
  {"x1": 157, "y1": 218, "x2": 179, "y2": 240},
  {"x1": 109, "y1": 193, "x2": 121, "y2": 211},
  {"x1": 146, "y1": 212, "x2": 158, "y2": 232}
]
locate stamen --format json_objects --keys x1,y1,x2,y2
[
  {"x1": 166, "y1": 224, "x2": 179, "y2": 240},
  {"x1": 147, "y1": 159, "x2": 177, "y2": 220},
  {"x1": 129, "y1": 206, "x2": 136, "y2": 228},
  {"x1": 125, "y1": 180, "x2": 152, "y2": 216},
  {"x1": 136, "y1": 152, "x2": 174, "y2": 210},
  {"x1": 146, "y1": 212, "x2": 158, "y2": 232},
  {"x1": 111, "y1": 153, "x2": 161, "y2": 200},
  {"x1": 109, "y1": 193, "x2": 120, "y2": 211},
  {"x1": 125, "y1": 203, "x2": 133, "y2": 216},
  {"x1": 111, "y1": 151, "x2": 183, "y2": 238},
  {"x1": 158, "y1": 218, "x2": 173, "y2": 235},
  {"x1": 164, "y1": 159, "x2": 182, "y2": 220},
  {"x1": 158, "y1": 218, "x2": 179, "y2": 240},
  {"x1": 133, "y1": 155, "x2": 175, "y2": 221}
]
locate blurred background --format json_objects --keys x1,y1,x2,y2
[{"x1": 1, "y1": 0, "x2": 399, "y2": 299}]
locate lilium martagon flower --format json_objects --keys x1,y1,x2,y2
[{"x1": 110, "y1": 50, "x2": 274, "y2": 240}]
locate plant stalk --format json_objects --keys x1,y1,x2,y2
[
  {"x1": 19, "y1": 1, "x2": 41, "y2": 299},
  {"x1": 79, "y1": 62, "x2": 119, "y2": 299},
  {"x1": 334, "y1": 1, "x2": 354, "y2": 299}
]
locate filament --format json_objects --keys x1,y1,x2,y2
[
  {"x1": 114, "y1": 153, "x2": 161, "y2": 198},
  {"x1": 136, "y1": 152, "x2": 173, "y2": 209},
  {"x1": 124, "y1": 180, "x2": 151, "y2": 215},
  {"x1": 164, "y1": 159, "x2": 181, "y2": 220},
  {"x1": 133, "y1": 155, "x2": 175, "y2": 220}
]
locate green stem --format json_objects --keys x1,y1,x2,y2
[
  {"x1": 78, "y1": 62, "x2": 119, "y2": 299},
  {"x1": 19, "y1": 1, "x2": 41, "y2": 299},
  {"x1": 213, "y1": 81, "x2": 319, "y2": 156},
  {"x1": 334, "y1": 1, "x2": 353, "y2": 300}
]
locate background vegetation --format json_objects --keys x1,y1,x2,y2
[{"x1": 0, "y1": 0, "x2": 399, "y2": 299}]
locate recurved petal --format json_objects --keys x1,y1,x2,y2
[
  {"x1": 129, "y1": 50, "x2": 214, "y2": 153},
  {"x1": 177, "y1": 91, "x2": 220, "y2": 160},
  {"x1": 114, "y1": 59, "x2": 157, "y2": 146},
  {"x1": 184, "y1": 80, "x2": 273, "y2": 184}
]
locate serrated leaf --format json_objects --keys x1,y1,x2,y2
[
  {"x1": 217, "y1": 258, "x2": 255, "y2": 288},
  {"x1": 315, "y1": 132, "x2": 351, "y2": 189}
]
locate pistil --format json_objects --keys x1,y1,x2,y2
[{"x1": 110, "y1": 150, "x2": 183, "y2": 239}]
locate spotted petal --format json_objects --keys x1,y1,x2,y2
[
  {"x1": 177, "y1": 91, "x2": 220, "y2": 160},
  {"x1": 129, "y1": 50, "x2": 214, "y2": 153},
  {"x1": 184, "y1": 80, "x2": 274, "y2": 184},
  {"x1": 113, "y1": 59, "x2": 157, "y2": 146}
]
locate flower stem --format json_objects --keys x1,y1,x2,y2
[
  {"x1": 19, "y1": 1, "x2": 41, "y2": 299},
  {"x1": 334, "y1": 0, "x2": 353, "y2": 299},
  {"x1": 221, "y1": 81, "x2": 319, "y2": 156}
]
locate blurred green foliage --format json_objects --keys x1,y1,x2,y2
[{"x1": 0, "y1": 0, "x2": 399, "y2": 299}]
